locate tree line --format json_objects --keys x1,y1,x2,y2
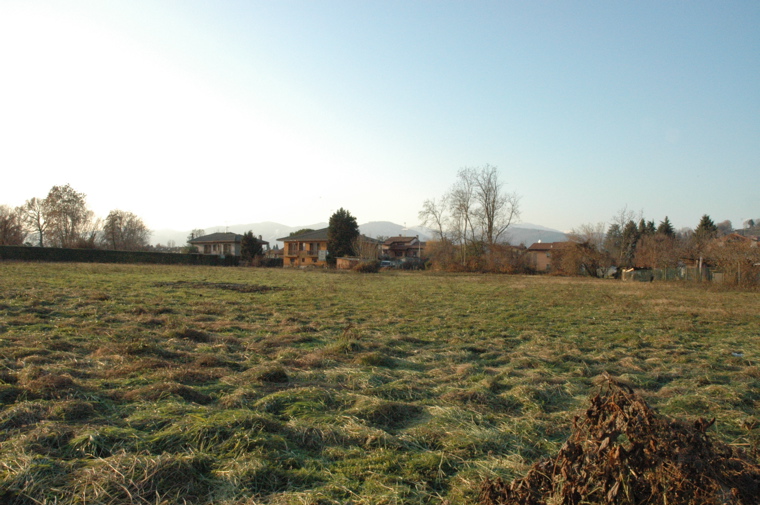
[
  {"x1": 417, "y1": 165, "x2": 759, "y2": 284},
  {"x1": 0, "y1": 184, "x2": 150, "y2": 251},
  {"x1": 419, "y1": 164, "x2": 522, "y2": 271},
  {"x1": 555, "y1": 210, "x2": 760, "y2": 285}
]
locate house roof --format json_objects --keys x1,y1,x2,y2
[
  {"x1": 189, "y1": 232, "x2": 269, "y2": 245},
  {"x1": 382, "y1": 236, "x2": 418, "y2": 246},
  {"x1": 189, "y1": 232, "x2": 242, "y2": 244},
  {"x1": 715, "y1": 233, "x2": 759, "y2": 246},
  {"x1": 277, "y1": 228, "x2": 329, "y2": 242},
  {"x1": 527, "y1": 241, "x2": 568, "y2": 251}
]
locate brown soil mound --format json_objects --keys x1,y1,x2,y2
[{"x1": 480, "y1": 375, "x2": 760, "y2": 505}]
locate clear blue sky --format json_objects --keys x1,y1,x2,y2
[{"x1": 2, "y1": 1, "x2": 758, "y2": 233}]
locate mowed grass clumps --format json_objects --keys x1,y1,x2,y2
[{"x1": 0, "y1": 262, "x2": 758, "y2": 504}]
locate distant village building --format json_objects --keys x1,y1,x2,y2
[
  {"x1": 189, "y1": 232, "x2": 268, "y2": 257},
  {"x1": 266, "y1": 246, "x2": 284, "y2": 260},
  {"x1": 526, "y1": 241, "x2": 567, "y2": 272},
  {"x1": 381, "y1": 236, "x2": 424, "y2": 259}
]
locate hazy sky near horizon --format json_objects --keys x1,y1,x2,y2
[{"x1": 2, "y1": 1, "x2": 758, "y2": 234}]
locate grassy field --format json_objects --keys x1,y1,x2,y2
[{"x1": 0, "y1": 262, "x2": 758, "y2": 504}]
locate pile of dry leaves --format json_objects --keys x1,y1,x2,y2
[{"x1": 480, "y1": 375, "x2": 760, "y2": 505}]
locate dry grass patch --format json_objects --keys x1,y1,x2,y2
[
  {"x1": 23, "y1": 373, "x2": 80, "y2": 399},
  {"x1": 72, "y1": 452, "x2": 215, "y2": 504},
  {"x1": 121, "y1": 382, "x2": 213, "y2": 405},
  {"x1": 0, "y1": 263, "x2": 758, "y2": 505}
]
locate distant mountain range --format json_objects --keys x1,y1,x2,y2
[
  {"x1": 506, "y1": 223, "x2": 569, "y2": 246},
  {"x1": 151, "y1": 221, "x2": 567, "y2": 248}
]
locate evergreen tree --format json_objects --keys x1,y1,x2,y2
[
  {"x1": 656, "y1": 216, "x2": 675, "y2": 237},
  {"x1": 692, "y1": 214, "x2": 718, "y2": 257},
  {"x1": 241, "y1": 231, "x2": 263, "y2": 263},
  {"x1": 327, "y1": 208, "x2": 359, "y2": 264},
  {"x1": 604, "y1": 224, "x2": 622, "y2": 260},
  {"x1": 636, "y1": 218, "x2": 648, "y2": 236},
  {"x1": 621, "y1": 220, "x2": 640, "y2": 267},
  {"x1": 694, "y1": 214, "x2": 718, "y2": 242}
]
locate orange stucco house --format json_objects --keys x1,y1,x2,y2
[{"x1": 278, "y1": 228, "x2": 329, "y2": 268}]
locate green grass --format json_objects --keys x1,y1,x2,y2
[{"x1": 0, "y1": 262, "x2": 758, "y2": 504}]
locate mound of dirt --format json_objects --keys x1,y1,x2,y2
[{"x1": 480, "y1": 375, "x2": 760, "y2": 505}]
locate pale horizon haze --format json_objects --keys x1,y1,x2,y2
[{"x1": 1, "y1": 1, "x2": 758, "y2": 235}]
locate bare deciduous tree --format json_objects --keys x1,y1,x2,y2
[
  {"x1": 20, "y1": 197, "x2": 50, "y2": 247},
  {"x1": 418, "y1": 165, "x2": 521, "y2": 270},
  {"x1": 564, "y1": 222, "x2": 613, "y2": 276},
  {"x1": 707, "y1": 236, "x2": 760, "y2": 286},
  {"x1": 418, "y1": 196, "x2": 449, "y2": 241},
  {"x1": 352, "y1": 235, "x2": 380, "y2": 261},
  {"x1": 634, "y1": 234, "x2": 681, "y2": 269},
  {"x1": 569, "y1": 222, "x2": 607, "y2": 251},
  {"x1": 449, "y1": 168, "x2": 478, "y2": 254},
  {"x1": 611, "y1": 205, "x2": 642, "y2": 232},
  {"x1": 470, "y1": 164, "x2": 521, "y2": 246},
  {"x1": 45, "y1": 184, "x2": 95, "y2": 248},
  {"x1": 187, "y1": 229, "x2": 205, "y2": 243},
  {"x1": 0, "y1": 205, "x2": 25, "y2": 245},
  {"x1": 102, "y1": 210, "x2": 151, "y2": 251}
]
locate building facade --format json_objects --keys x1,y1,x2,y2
[{"x1": 278, "y1": 228, "x2": 329, "y2": 267}]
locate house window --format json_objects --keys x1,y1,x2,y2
[
  {"x1": 223, "y1": 244, "x2": 231, "y2": 255},
  {"x1": 204, "y1": 245, "x2": 211, "y2": 254}
]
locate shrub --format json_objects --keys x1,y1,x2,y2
[{"x1": 354, "y1": 260, "x2": 380, "y2": 273}]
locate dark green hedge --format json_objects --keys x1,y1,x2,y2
[
  {"x1": 0, "y1": 246, "x2": 239, "y2": 266},
  {"x1": 259, "y1": 258, "x2": 284, "y2": 268}
]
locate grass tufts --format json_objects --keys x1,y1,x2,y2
[
  {"x1": 70, "y1": 426, "x2": 144, "y2": 458},
  {"x1": 253, "y1": 365, "x2": 290, "y2": 384},
  {"x1": 24, "y1": 373, "x2": 79, "y2": 399},
  {"x1": 354, "y1": 352, "x2": 396, "y2": 368},
  {"x1": 0, "y1": 384, "x2": 23, "y2": 404},
  {"x1": 49, "y1": 400, "x2": 96, "y2": 422},
  {"x1": 165, "y1": 327, "x2": 212, "y2": 343},
  {"x1": 350, "y1": 397, "x2": 424, "y2": 431},
  {"x1": 121, "y1": 382, "x2": 213, "y2": 405},
  {"x1": 73, "y1": 451, "x2": 214, "y2": 503}
]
